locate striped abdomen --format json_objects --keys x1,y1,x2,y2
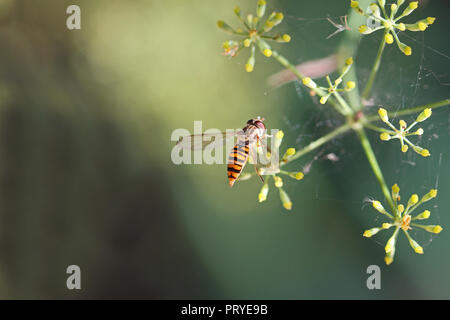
[{"x1": 227, "y1": 140, "x2": 249, "y2": 187}]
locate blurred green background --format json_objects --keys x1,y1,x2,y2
[{"x1": 0, "y1": 0, "x2": 448, "y2": 299}]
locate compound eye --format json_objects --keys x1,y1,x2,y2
[
  {"x1": 255, "y1": 120, "x2": 266, "y2": 130},
  {"x1": 247, "y1": 119, "x2": 254, "y2": 125}
]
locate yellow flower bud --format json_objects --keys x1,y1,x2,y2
[
  {"x1": 408, "y1": 194, "x2": 419, "y2": 207},
  {"x1": 358, "y1": 25, "x2": 368, "y2": 34},
  {"x1": 274, "y1": 176, "x2": 283, "y2": 188},
  {"x1": 397, "y1": 204, "x2": 404, "y2": 214},
  {"x1": 397, "y1": 23, "x2": 405, "y2": 31},
  {"x1": 380, "y1": 132, "x2": 391, "y2": 141},
  {"x1": 418, "y1": 22, "x2": 428, "y2": 31},
  {"x1": 420, "y1": 149, "x2": 430, "y2": 157},
  {"x1": 404, "y1": 46, "x2": 412, "y2": 56},
  {"x1": 350, "y1": 1, "x2": 359, "y2": 9},
  {"x1": 408, "y1": 237, "x2": 423, "y2": 254},
  {"x1": 279, "y1": 188, "x2": 292, "y2": 210},
  {"x1": 372, "y1": 200, "x2": 385, "y2": 213},
  {"x1": 422, "y1": 189, "x2": 437, "y2": 202},
  {"x1": 401, "y1": 144, "x2": 408, "y2": 153},
  {"x1": 346, "y1": 81, "x2": 356, "y2": 89},
  {"x1": 421, "y1": 225, "x2": 443, "y2": 234},
  {"x1": 382, "y1": 223, "x2": 392, "y2": 229},
  {"x1": 282, "y1": 34, "x2": 291, "y2": 42},
  {"x1": 243, "y1": 39, "x2": 251, "y2": 47},
  {"x1": 415, "y1": 128, "x2": 424, "y2": 135},
  {"x1": 409, "y1": 1, "x2": 418, "y2": 9},
  {"x1": 414, "y1": 210, "x2": 430, "y2": 220},
  {"x1": 385, "y1": 33, "x2": 394, "y2": 44},
  {"x1": 392, "y1": 184, "x2": 400, "y2": 194},
  {"x1": 302, "y1": 77, "x2": 317, "y2": 89},
  {"x1": 256, "y1": 0, "x2": 266, "y2": 18},
  {"x1": 245, "y1": 63, "x2": 254, "y2": 72},
  {"x1": 345, "y1": 57, "x2": 354, "y2": 65},
  {"x1": 263, "y1": 48, "x2": 273, "y2": 57},
  {"x1": 426, "y1": 17, "x2": 436, "y2": 25},
  {"x1": 378, "y1": 108, "x2": 389, "y2": 123},
  {"x1": 399, "y1": 119, "x2": 407, "y2": 128},
  {"x1": 294, "y1": 172, "x2": 304, "y2": 180},
  {"x1": 320, "y1": 96, "x2": 328, "y2": 104},
  {"x1": 385, "y1": 233, "x2": 397, "y2": 253},
  {"x1": 416, "y1": 108, "x2": 432, "y2": 122},
  {"x1": 384, "y1": 255, "x2": 393, "y2": 265},
  {"x1": 433, "y1": 226, "x2": 443, "y2": 233},
  {"x1": 217, "y1": 20, "x2": 238, "y2": 34},
  {"x1": 363, "y1": 227, "x2": 382, "y2": 238},
  {"x1": 258, "y1": 183, "x2": 269, "y2": 202},
  {"x1": 276, "y1": 130, "x2": 284, "y2": 140}
]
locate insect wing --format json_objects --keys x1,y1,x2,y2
[{"x1": 176, "y1": 130, "x2": 242, "y2": 151}]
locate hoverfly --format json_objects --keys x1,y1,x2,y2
[{"x1": 176, "y1": 117, "x2": 270, "y2": 187}]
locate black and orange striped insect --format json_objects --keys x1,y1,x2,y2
[{"x1": 175, "y1": 117, "x2": 269, "y2": 187}]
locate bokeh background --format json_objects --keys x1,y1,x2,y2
[{"x1": 0, "y1": 0, "x2": 449, "y2": 299}]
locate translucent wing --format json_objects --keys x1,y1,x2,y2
[{"x1": 175, "y1": 130, "x2": 245, "y2": 151}]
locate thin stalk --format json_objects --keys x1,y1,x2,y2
[
  {"x1": 365, "y1": 99, "x2": 450, "y2": 123},
  {"x1": 362, "y1": 30, "x2": 387, "y2": 101},
  {"x1": 363, "y1": 123, "x2": 396, "y2": 134},
  {"x1": 282, "y1": 122, "x2": 351, "y2": 166},
  {"x1": 356, "y1": 127, "x2": 395, "y2": 213},
  {"x1": 333, "y1": 91, "x2": 353, "y2": 115}
]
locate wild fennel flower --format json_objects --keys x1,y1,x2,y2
[
  {"x1": 351, "y1": 0, "x2": 436, "y2": 56},
  {"x1": 256, "y1": 130, "x2": 304, "y2": 210},
  {"x1": 302, "y1": 57, "x2": 356, "y2": 105},
  {"x1": 377, "y1": 107, "x2": 431, "y2": 156},
  {"x1": 217, "y1": 0, "x2": 291, "y2": 72},
  {"x1": 363, "y1": 184, "x2": 442, "y2": 265}
]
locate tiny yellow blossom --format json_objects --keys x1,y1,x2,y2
[
  {"x1": 380, "y1": 132, "x2": 391, "y2": 141},
  {"x1": 350, "y1": 0, "x2": 359, "y2": 9},
  {"x1": 414, "y1": 210, "x2": 430, "y2": 220},
  {"x1": 378, "y1": 108, "x2": 389, "y2": 123},
  {"x1": 258, "y1": 183, "x2": 269, "y2": 202},
  {"x1": 274, "y1": 176, "x2": 283, "y2": 188},
  {"x1": 346, "y1": 81, "x2": 356, "y2": 89},
  {"x1": 404, "y1": 46, "x2": 412, "y2": 56},
  {"x1": 407, "y1": 194, "x2": 419, "y2": 207},
  {"x1": 263, "y1": 48, "x2": 272, "y2": 57},
  {"x1": 385, "y1": 33, "x2": 394, "y2": 44},
  {"x1": 276, "y1": 130, "x2": 284, "y2": 140},
  {"x1": 294, "y1": 172, "x2": 304, "y2": 180},
  {"x1": 282, "y1": 34, "x2": 291, "y2": 42},
  {"x1": 416, "y1": 108, "x2": 432, "y2": 122},
  {"x1": 426, "y1": 17, "x2": 436, "y2": 25}
]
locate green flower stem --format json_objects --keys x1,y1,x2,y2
[
  {"x1": 270, "y1": 49, "x2": 345, "y2": 115},
  {"x1": 281, "y1": 122, "x2": 351, "y2": 167},
  {"x1": 362, "y1": 30, "x2": 388, "y2": 101},
  {"x1": 365, "y1": 99, "x2": 450, "y2": 122},
  {"x1": 356, "y1": 127, "x2": 395, "y2": 213},
  {"x1": 333, "y1": 91, "x2": 354, "y2": 115},
  {"x1": 363, "y1": 123, "x2": 396, "y2": 134}
]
